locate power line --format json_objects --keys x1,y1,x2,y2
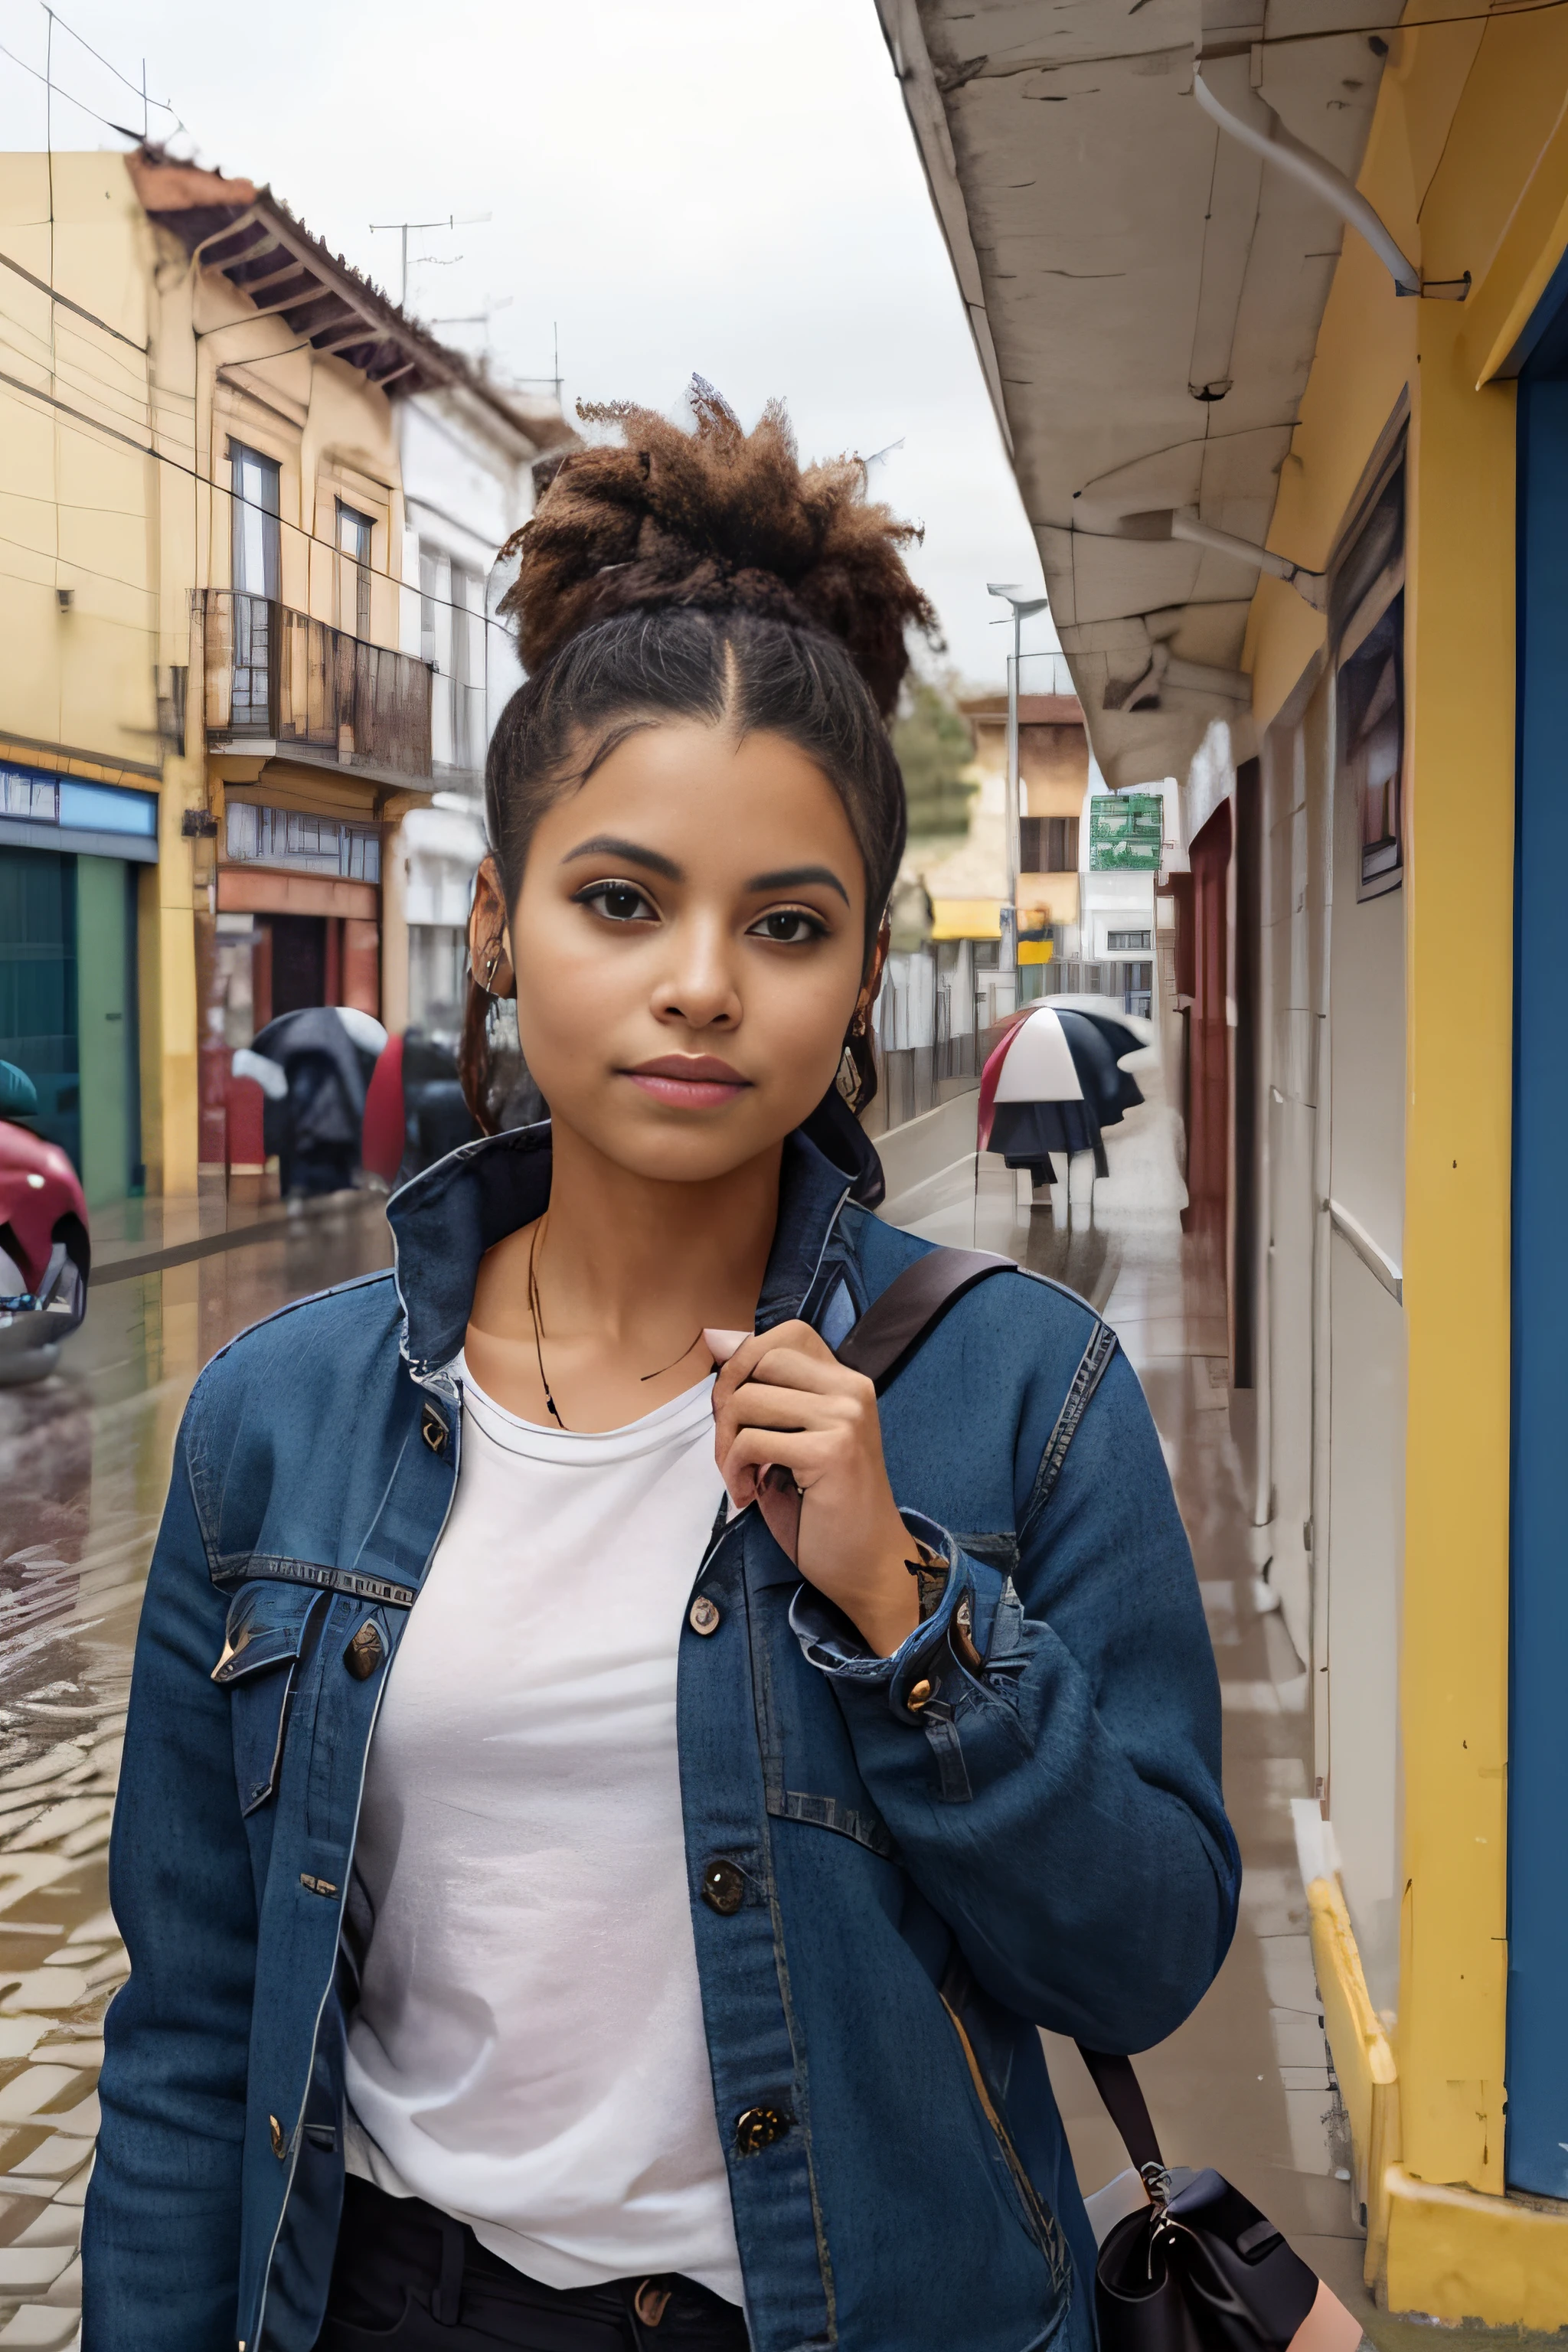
[
  {"x1": 42, "y1": 2, "x2": 172, "y2": 111},
  {"x1": 0, "y1": 28, "x2": 161, "y2": 145},
  {"x1": 0, "y1": 368, "x2": 525, "y2": 625}
]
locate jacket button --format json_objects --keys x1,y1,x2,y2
[
  {"x1": 701, "y1": 1859, "x2": 746, "y2": 1916},
  {"x1": 907, "y1": 1677, "x2": 936, "y2": 1710},
  {"x1": 420, "y1": 1404, "x2": 448, "y2": 1455},
  {"x1": 270, "y1": 2115, "x2": 286, "y2": 2160},
  {"x1": 345, "y1": 1621, "x2": 385, "y2": 1681},
  {"x1": 688, "y1": 1596, "x2": 720, "y2": 1636},
  {"x1": 734, "y1": 2105, "x2": 790, "y2": 2155}
]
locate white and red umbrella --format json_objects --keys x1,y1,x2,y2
[{"x1": 978, "y1": 1004, "x2": 1145, "y2": 1187}]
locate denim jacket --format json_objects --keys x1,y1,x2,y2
[{"x1": 83, "y1": 1123, "x2": 1238, "y2": 2352}]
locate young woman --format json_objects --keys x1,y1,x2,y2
[{"x1": 84, "y1": 389, "x2": 1237, "y2": 2352}]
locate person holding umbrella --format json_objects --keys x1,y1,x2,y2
[
  {"x1": 238, "y1": 1005, "x2": 388, "y2": 1197},
  {"x1": 87, "y1": 387, "x2": 1235, "y2": 2352},
  {"x1": 978, "y1": 1001, "x2": 1146, "y2": 1196}
]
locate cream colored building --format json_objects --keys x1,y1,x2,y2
[{"x1": 0, "y1": 145, "x2": 562, "y2": 1205}]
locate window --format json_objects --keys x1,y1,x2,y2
[
  {"x1": 337, "y1": 500, "x2": 374, "y2": 640},
  {"x1": 450, "y1": 562, "x2": 476, "y2": 768},
  {"x1": 227, "y1": 800, "x2": 381, "y2": 884},
  {"x1": 1019, "y1": 814, "x2": 1079, "y2": 872},
  {"x1": 0, "y1": 766, "x2": 59, "y2": 822},
  {"x1": 230, "y1": 443, "x2": 280, "y2": 599},
  {"x1": 1107, "y1": 929, "x2": 1152, "y2": 952},
  {"x1": 1332, "y1": 449, "x2": 1404, "y2": 900},
  {"x1": 1340, "y1": 596, "x2": 1404, "y2": 897},
  {"x1": 419, "y1": 548, "x2": 440, "y2": 668}
]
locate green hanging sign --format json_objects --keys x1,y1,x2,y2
[{"x1": 1089, "y1": 792, "x2": 1165, "y2": 872}]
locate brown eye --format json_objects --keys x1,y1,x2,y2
[
  {"x1": 579, "y1": 880, "x2": 656, "y2": 923},
  {"x1": 750, "y1": 908, "x2": 826, "y2": 945}
]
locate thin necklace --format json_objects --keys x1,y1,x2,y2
[{"x1": 526, "y1": 1214, "x2": 710, "y2": 1433}]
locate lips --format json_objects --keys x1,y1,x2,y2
[{"x1": 622, "y1": 1054, "x2": 753, "y2": 1109}]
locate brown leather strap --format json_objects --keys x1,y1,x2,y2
[
  {"x1": 1077, "y1": 2046, "x2": 1165, "y2": 2176},
  {"x1": 834, "y1": 1247, "x2": 1013, "y2": 1393}
]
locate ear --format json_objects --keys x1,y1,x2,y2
[{"x1": 469, "y1": 854, "x2": 517, "y2": 999}]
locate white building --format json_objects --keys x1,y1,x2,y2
[{"x1": 387, "y1": 377, "x2": 570, "y2": 1037}]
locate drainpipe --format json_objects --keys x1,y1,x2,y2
[
  {"x1": 1116, "y1": 508, "x2": 1328, "y2": 612},
  {"x1": 1193, "y1": 55, "x2": 1453, "y2": 301}
]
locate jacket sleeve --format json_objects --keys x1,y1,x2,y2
[
  {"x1": 791, "y1": 1345, "x2": 1239, "y2": 2051},
  {"x1": 83, "y1": 1396, "x2": 256, "y2": 2352}
]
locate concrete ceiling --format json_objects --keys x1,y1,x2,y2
[{"x1": 876, "y1": 0, "x2": 1401, "y2": 785}]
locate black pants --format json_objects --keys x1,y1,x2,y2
[{"x1": 315, "y1": 2176, "x2": 752, "y2": 2351}]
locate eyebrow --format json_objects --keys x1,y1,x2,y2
[
  {"x1": 560, "y1": 842, "x2": 851, "y2": 908},
  {"x1": 745, "y1": 864, "x2": 851, "y2": 906},
  {"x1": 560, "y1": 835, "x2": 683, "y2": 881}
]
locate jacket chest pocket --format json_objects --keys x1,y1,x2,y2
[{"x1": 211, "y1": 1581, "x2": 327, "y2": 1816}]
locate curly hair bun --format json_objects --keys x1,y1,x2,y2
[{"x1": 499, "y1": 377, "x2": 936, "y2": 720}]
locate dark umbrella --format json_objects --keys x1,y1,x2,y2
[
  {"x1": 978, "y1": 1003, "x2": 1145, "y2": 1187},
  {"x1": 249, "y1": 1008, "x2": 384, "y2": 1197}
]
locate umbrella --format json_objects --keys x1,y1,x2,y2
[
  {"x1": 978, "y1": 1003, "x2": 1145, "y2": 1187},
  {"x1": 247, "y1": 1007, "x2": 388, "y2": 1196}
]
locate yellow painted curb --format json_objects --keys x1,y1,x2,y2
[
  {"x1": 1306, "y1": 1877, "x2": 1400, "y2": 2288},
  {"x1": 1384, "y1": 2166, "x2": 1568, "y2": 2328}
]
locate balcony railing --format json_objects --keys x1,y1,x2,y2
[{"x1": 203, "y1": 591, "x2": 433, "y2": 780}]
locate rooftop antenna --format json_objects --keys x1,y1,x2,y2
[
  {"x1": 511, "y1": 324, "x2": 566, "y2": 410},
  {"x1": 368, "y1": 212, "x2": 491, "y2": 309}
]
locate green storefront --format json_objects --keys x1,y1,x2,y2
[{"x1": 0, "y1": 764, "x2": 157, "y2": 1207}]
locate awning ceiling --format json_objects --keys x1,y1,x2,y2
[{"x1": 876, "y1": 0, "x2": 1401, "y2": 786}]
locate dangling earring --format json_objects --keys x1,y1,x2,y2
[
  {"x1": 836, "y1": 1001, "x2": 871, "y2": 1113},
  {"x1": 477, "y1": 943, "x2": 502, "y2": 998},
  {"x1": 835, "y1": 1041, "x2": 862, "y2": 1112}
]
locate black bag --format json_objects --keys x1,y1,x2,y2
[{"x1": 1081, "y1": 2047, "x2": 1363, "y2": 2352}]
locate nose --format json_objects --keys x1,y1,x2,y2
[{"x1": 652, "y1": 912, "x2": 742, "y2": 1032}]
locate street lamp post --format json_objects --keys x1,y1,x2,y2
[{"x1": 987, "y1": 583, "x2": 1050, "y2": 998}]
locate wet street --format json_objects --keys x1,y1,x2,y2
[
  {"x1": 0, "y1": 1121, "x2": 1388, "y2": 2349},
  {"x1": 0, "y1": 1195, "x2": 394, "y2": 2346}
]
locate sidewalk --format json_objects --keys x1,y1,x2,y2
[
  {"x1": 87, "y1": 1180, "x2": 390, "y2": 1286},
  {"x1": 893, "y1": 1040, "x2": 1382, "y2": 2335}
]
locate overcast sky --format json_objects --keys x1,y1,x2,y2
[{"x1": 0, "y1": 0, "x2": 1058, "y2": 685}]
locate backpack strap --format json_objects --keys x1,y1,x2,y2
[{"x1": 833, "y1": 1247, "x2": 1013, "y2": 1391}]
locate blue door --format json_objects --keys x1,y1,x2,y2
[
  {"x1": 1511, "y1": 340, "x2": 1568, "y2": 2193},
  {"x1": 0, "y1": 848, "x2": 79, "y2": 1170}
]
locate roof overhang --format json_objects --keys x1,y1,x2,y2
[
  {"x1": 875, "y1": 0, "x2": 1400, "y2": 785},
  {"x1": 126, "y1": 149, "x2": 572, "y2": 449}
]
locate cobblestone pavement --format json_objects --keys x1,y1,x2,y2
[{"x1": 0, "y1": 1195, "x2": 393, "y2": 2347}]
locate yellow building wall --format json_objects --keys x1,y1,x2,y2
[
  {"x1": 1243, "y1": 7, "x2": 1568, "y2": 2316},
  {"x1": 1, "y1": 149, "x2": 423, "y2": 1197},
  {"x1": 0, "y1": 153, "x2": 202, "y2": 1197}
]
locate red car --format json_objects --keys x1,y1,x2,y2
[{"x1": 0, "y1": 1060, "x2": 90, "y2": 1386}]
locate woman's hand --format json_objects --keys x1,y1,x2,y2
[{"x1": 707, "y1": 1320, "x2": 920, "y2": 1658}]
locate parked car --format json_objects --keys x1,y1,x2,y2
[{"x1": 0, "y1": 1061, "x2": 90, "y2": 1386}]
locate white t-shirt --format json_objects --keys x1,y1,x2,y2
[{"x1": 343, "y1": 1362, "x2": 743, "y2": 2305}]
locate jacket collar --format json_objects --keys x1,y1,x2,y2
[{"x1": 386, "y1": 1119, "x2": 854, "y2": 1377}]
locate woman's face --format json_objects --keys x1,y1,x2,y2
[{"x1": 480, "y1": 719, "x2": 874, "y2": 1185}]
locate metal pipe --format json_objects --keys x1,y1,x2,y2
[
  {"x1": 1193, "y1": 57, "x2": 1422, "y2": 299},
  {"x1": 1003, "y1": 632, "x2": 1019, "y2": 978},
  {"x1": 1117, "y1": 508, "x2": 1328, "y2": 611}
]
